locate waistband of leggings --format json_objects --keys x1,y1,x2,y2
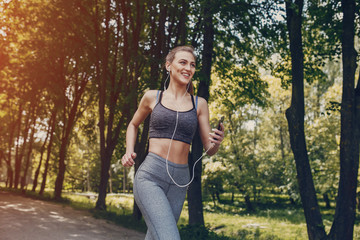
[{"x1": 147, "y1": 152, "x2": 189, "y2": 168}]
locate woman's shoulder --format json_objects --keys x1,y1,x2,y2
[
  {"x1": 141, "y1": 90, "x2": 161, "y2": 105},
  {"x1": 142, "y1": 89, "x2": 163, "y2": 99},
  {"x1": 192, "y1": 95, "x2": 208, "y2": 114},
  {"x1": 143, "y1": 89, "x2": 160, "y2": 98},
  {"x1": 193, "y1": 95, "x2": 207, "y2": 106}
]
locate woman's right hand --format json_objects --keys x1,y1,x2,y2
[{"x1": 121, "y1": 152, "x2": 136, "y2": 167}]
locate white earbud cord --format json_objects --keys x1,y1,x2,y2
[{"x1": 164, "y1": 83, "x2": 214, "y2": 188}]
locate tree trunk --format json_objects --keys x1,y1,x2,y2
[
  {"x1": 329, "y1": 0, "x2": 359, "y2": 239},
  {"x1": 215, "y1": 191, "x2": 221, "y2": 202},
  {"x1": 123, "y1": 167, "x2": 127, "y2": 193},
  {"x1": 0, "y1": 150, "x2": 3, "y2": 169},
  {"x1": 21, "y1": 118, "x2": 36, "y2": 192},
  {"x1": 174, "y1": 0, "x2": 188, "y2": 46},
  {"x1": 108, "y1": 169, "x2": 113, "y2": 193},
  {"x1": 94, "y1": 0, "x2": 110, "y2": 210},
  {"x1": 6, "y1": 169, "x2": 13, "y2": 188},
  {"x1": 211, "y1": 193, "x2": 216, "y2": 207},
  {"x1": 6, "y1": 109, "x2": 16, "y2": 188},
  {"x1": 244, "y1": 194, "x2": 254, "y2": 212},
  {"x1": 39, "y1": 109, "x2": 57, "y2": 196},
  {"x1": 94, "y1": 0, "x2": 129, "y2": 209},
  {"x1": 2, "y1": 150, "x2": 13, "y2": 189},
  {"x1": 86, "y1": 157, "x2": 91, "y2": 192},
  {"x1": 96, "y1": 149, "x2": 112, "y2": 210},
  {"x1": 188, "y1": 0, "x2": 214, "y2": 226},
  {"x1": 323, "y1": 193, "x2": 331, "y2": 209},
  {"x1": 285, "y1": 1, "x2": 326, "y2": 239},
  {"x1": 188, "y1": 130, "x2": 205, "y2": 225},
  {"x1": 14, "y1": 103, "x2": 28, "y2": 189},
  {"x1": 54, "y1": 137, "x2": 68, "y2": 200}
]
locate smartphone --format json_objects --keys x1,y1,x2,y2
[{"x1": 217, "y1": 116, "x2": 224, "y2": 131}]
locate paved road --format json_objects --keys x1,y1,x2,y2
[{"x1": 0, "y1": 191, "x2": 145, "y2": 240}]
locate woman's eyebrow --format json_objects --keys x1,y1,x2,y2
[{"x1": 178, "y1": 58, "x2": 195, "y2": 64}]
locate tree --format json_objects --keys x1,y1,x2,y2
[
  {"x1": 51, "y1": 0, "x2": 94, "y2": 200},
  {"x1": 187, "y1": 0, "x2": 215, "y2": 225},
  {"x1": 95, "y1": 0, "x2": 146, "y2": 210},
  {"x1": 39, "y1": 108, "x2": 57, "y2": 196},
  {"x1": 0, "y1": 0, "x2": 46, "y2": 190},
  {"x1": 328, "y1": 0, "x2": 359, "y2": 238},
  {"x1": 284, "y1": 0, "x2": 360, "y2": 238},
  {"x1": 284, "y1": 0, "x2": 327, "y2": 239}
]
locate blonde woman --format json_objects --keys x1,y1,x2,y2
[{"x1": 122, "y1": 46, "x2": 224, "y2": 240}]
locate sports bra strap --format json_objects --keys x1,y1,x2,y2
[
  {"x1": 195, "y1": 95, "x2": 198, "y2": 110},
  {"x1": 159, "y1": 90, "x2": 164, "y2": 103},
  {"x1": 156, "y1": 90, "x2": 160, "y2": 104}
]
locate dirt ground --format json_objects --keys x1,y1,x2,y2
[{"x1": 0, "y1": 190, "x2": 145, "y2": 240}]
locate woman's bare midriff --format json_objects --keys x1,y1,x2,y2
[{"x1": 149, "y1": 138, "x2": 191, "y2": 164}]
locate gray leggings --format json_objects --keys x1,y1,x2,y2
[{"x1": 134, "y1": 152, "x2": 190, "y2": 240}]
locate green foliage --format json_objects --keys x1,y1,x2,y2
[
  {"x1": 179, "y1": 224, "x2": 232, "y2": 240},
  {"x1": 91, "y1": 209, "x2": 147, "y2": 233},
  {"x1": 203, "y1": 160, "x2": 226, "y2": 205}
]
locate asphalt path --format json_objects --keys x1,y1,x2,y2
[{"x1": 0, "y1": 190, "x2": 145, "y2": 240}]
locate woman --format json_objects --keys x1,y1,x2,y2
[{"x1": 121, "y1": 45, "x2": 224, "y2": 240}]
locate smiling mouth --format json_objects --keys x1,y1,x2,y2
[{"x1": 182, "y1": 73, "x2": 190, "y2": 77}]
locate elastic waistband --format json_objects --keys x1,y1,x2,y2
[{"x1": 148, "y1": 152, "x2": 188, "y2": 168}]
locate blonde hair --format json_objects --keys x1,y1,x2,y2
[{"x1": 165, "y1": 46, "x2": 196, "y2": 95}]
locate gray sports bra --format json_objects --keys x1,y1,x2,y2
[{"x1": 149, "y1": 91, "x2": 198, "y2": 144}]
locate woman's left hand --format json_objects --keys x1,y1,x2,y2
[{"x1": 209, "y1": 123, "x2": 224, "y2": 146}]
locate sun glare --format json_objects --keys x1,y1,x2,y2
[{"x1": 0, "y1": 1, "x2": 11, "y2": 38}]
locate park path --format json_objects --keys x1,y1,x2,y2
[{"x1": 0, "y1": 190, "x2": 145, "y2": 240}]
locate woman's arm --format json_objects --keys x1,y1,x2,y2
[
  {"x1": 121, "y1": 90, "x2": 157, "y2": 167},
  {"x1": 197, "y1": 97, "x2": 224, "y2": 156}
]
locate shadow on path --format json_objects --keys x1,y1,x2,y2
[{"x1": 0, "y1": 191, "x2": 145, "y2": 240}]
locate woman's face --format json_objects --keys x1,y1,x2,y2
[{"x1": 168, "y1": 51, "x2": 196, "y2": 85}]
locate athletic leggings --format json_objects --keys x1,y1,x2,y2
[{"x1": 134, "y1": 152, "x2": 190, "y2": 240}]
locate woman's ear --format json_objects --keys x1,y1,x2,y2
[{"x1": 165, "y1": 62, "x2": 171, "y2": 72}]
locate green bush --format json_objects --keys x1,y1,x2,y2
[{"x1": 179, "y1": 224, "x2": 232, "y2": 240}]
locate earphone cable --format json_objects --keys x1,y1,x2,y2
[
  {"x1": 164, "y1": 83, "x2": 213, "y2": 188},
  {"x1": 165, "y1": 111, "x2": 213, "y2": 188}
]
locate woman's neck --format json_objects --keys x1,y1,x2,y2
[{"x1": 165, "y1": 83, "x2": 188, "y2": 100}]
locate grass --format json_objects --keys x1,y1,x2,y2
[
  {"x1": 1, "y1": 185, "x2": 360, "y2": 240},
  {"x1": 178, "y1": 198, "x2": 307, "y2": 240},
  {"x1": 62, "y1": 192, "x2": 148, "y2": 232},
  {"x1": 61, "y1": 191, "x2": 360, "y2": 239},
  {"x1": 199, "y1": 205, "x2": 307, "y2": 239}
]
